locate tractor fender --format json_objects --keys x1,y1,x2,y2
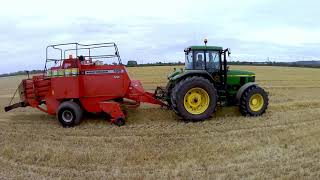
[
  {"x1": 236, "y1": 82, "x2": 258, "y2": 102},
  {"x1": 171, "y1": 70, "x2": 215, "y2": 83}
]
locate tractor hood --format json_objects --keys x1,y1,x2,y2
[
  {"x1": 167, "y1": 68, "x2": 183, "y2": 80},
  {"x1": 167, "y1": 68, "x2": 255, "y2": 81},
  {"x1": 227, "y1": 69, "x2": 255, "y2": 77},
  {"x1": 167, "y1": 69, "x2": 210, "y2": 81}
]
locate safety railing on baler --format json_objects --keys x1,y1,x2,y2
[{"x1": 44, "y1": 42, "x2": 122, "y2": 75}]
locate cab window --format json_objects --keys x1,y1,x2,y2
[
  {"x1": 206, "y1": 51, "x2": 220, "y2": 72},
  {"x1": 194, "y1": 51, "x2": 205, "y2": 70},
  {"x1": 185, "y1": 52, "x2": 193, "y2": 69}
]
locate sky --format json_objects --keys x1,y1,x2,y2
[{"x1": 0, "y1": 0, "x2": 319, "y2": 73}]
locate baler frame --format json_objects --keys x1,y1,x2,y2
[{"x1": 5, "y1": 42, "x2": 167, "y2": 127}]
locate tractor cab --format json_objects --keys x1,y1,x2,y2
[
  {"x1": 178, "y1": 41, "x2": 231, "y2": 90},
  {"x1": 184, "y1": 45, "x2": 223, "y2": 73}
]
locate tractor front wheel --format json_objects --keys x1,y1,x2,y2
[
  {"x1": 171, "y1": 76, "x2": 217, "y2": 121},
  {"x1": 57, "y1": 101, "x2": 83, "y2": 127},
  {"x1": 239, "y1": 86, "x2": 269, "y2": 116}
]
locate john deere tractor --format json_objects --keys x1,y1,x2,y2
[{"x1": 163, "y1": 40, "x2": 269, "y2": 120}]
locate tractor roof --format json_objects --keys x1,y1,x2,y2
[{"x1": 188, "y1": 46, "x2": 223, "y2": 51}]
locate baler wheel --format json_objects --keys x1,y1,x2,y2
[
  {"x1": 57, "y1": 101, "x2": 83, "y2": 127},
  {"x1": 114, "y1": 117, "x2": 125, "y2": 127}
]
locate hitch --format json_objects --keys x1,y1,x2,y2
[
  {"x1": 154, "y1": 86, "x2": 171, "y2": 108},
  {"x1": 154, "y1": 86, "x2": 167, "y2": 101},
  {"x1": 4, "y1": 102, "x2": 27, "y2": 112}
]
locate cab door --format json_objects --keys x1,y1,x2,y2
[{"x1": 205, "y1": 51, "x2": 220, "y2": 73}]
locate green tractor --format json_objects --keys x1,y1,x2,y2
[{"x1": 162, "y1": 40, "x2": 269, "y2": 120}]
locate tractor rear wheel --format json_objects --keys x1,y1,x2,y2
[
  {"x1": 171, "y1": 76, "x2": 217, "y2": 121},
  {"x1": 239, "y1": 86, "x2": 269, "y2": 116},
  {"x1": 57, "y1": 101, "x2": 83, "y2": 127}
]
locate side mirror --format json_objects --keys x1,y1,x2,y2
[{"x1": 227, "y1": 48, "x2": 231, "y2": 57}]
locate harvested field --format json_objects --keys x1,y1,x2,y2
[{"x1": 0, "y1": 66, "x2": 320, "y2": 179}]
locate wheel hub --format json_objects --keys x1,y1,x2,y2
[
  {"x1": 251, "y1": 99, "x2": 258, "y2": 105},
  {"x1": 188, "y1": 94, "x2": 202, "y2": 107},
  {"x1": 184, "y1": 88, "x2": 210, "y2": 115},
  {"x1": 249, "y1": 94, "x2": 264, "y2": 112},
  {"x1": 62, "y1": 110, "x2": 73, "y2": 123}
]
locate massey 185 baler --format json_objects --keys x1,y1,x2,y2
[
  {"x1": 4, "y1": 43, "x2": 166, "y2": 126},
  {"x1": 5, "y1": 40, "x2": 269, "y2": 127}
]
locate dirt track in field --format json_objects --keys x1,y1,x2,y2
[{"x1": 1, "y1": 66, "x2": 320, "y2": 179}]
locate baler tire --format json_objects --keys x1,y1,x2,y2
[
  {"x1": 114, "y1": 117, "x2": 125, "y2": 127},
  {"x1": 57, "y1": 101, "x2": 83, "y2": 127},
  {"x1": 239, "y1": 86, "x2": 269, "y2": 116},
  {"x1": 171, "y1": 76, "x2": 217, "y2": 121}
]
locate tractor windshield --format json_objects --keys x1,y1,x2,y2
[{"x1": 185, "y1": 50, "x2": 220, "y2": 71}]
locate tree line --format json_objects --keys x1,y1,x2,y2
[
  {"x1": 1, "y1": 60, "x2": 319, "y2": 77},
  {"x1": 228, "y1": 61, "x2": 320, "y2": 68},
  {"x1": 128, "y1": 60, "x2": 320, "y2": 68},
  {"x1": 0, "y1": 70, "x2": 43, "y2": 78}
]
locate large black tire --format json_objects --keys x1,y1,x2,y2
[
  {"x1": 239, "y1": 86, "x2": 269, "y2": 116},
  {"x1": 164, "y1": 80, "x2": 181, "y2": 115},
  {"x1": 171, "y1": 76, "x2": 217, "y2": 121},
  {"x1": 165, "y1": 81, "x2": 174, "y2": 108},
  {"x1": 57, "y1": 101, "x2": 83, "y2": 127}
]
